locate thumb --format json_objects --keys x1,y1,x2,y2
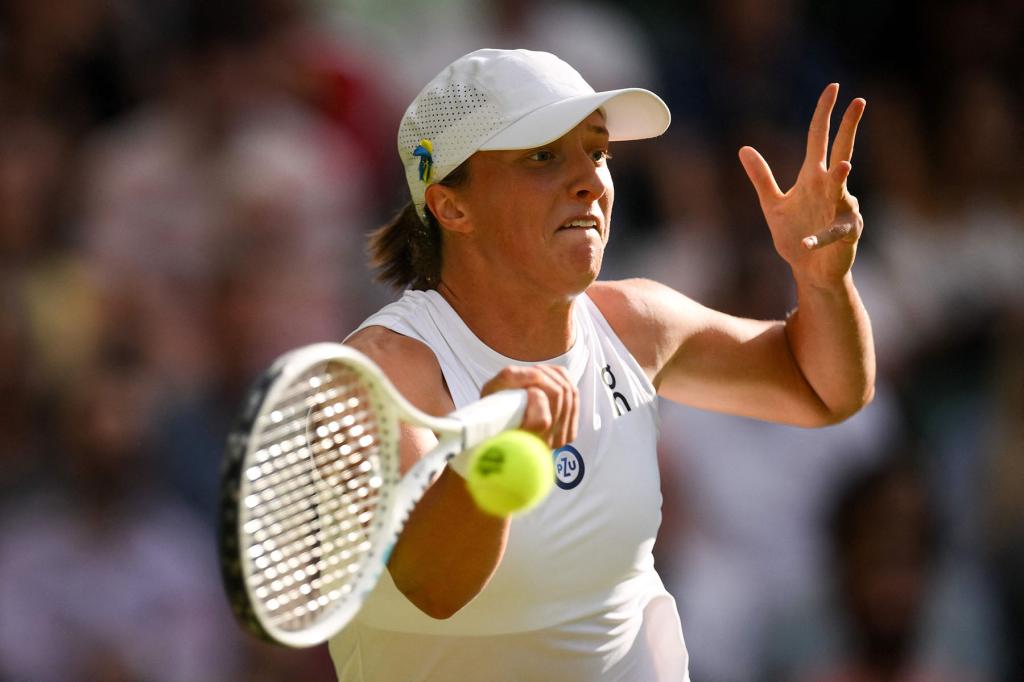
[{"x1": 739, "y1": 146, "x2": 782, "y2": 208}]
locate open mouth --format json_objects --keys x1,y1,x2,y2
[{"x1": 558, "y1": 217, "x2": 599, "y2": 231}]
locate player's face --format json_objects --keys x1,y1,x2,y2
[{"x1": 460, "y1": 110, "x2": 614, "y2": 295}]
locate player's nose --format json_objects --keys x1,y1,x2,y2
[{"x1": 567, "y1": 150, "x2": 607, "y2": 203}]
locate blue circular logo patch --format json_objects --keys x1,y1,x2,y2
[{"x1": 553, "y1": 445, "x2": 585, "y2": 490}]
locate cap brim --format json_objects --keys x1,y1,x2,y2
[{"x1": 478, "y1": 88, "x2": 670, "y2": 151}]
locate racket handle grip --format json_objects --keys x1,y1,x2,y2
[{"x1": 451, "y1": 389, "x2": 529, "y2": 450}]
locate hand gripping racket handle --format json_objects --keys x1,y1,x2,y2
[{"x1": 449, "y1": 389, "x2": 529, "y2": 451}]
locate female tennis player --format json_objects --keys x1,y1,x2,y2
[{"x1": 331, "y1": 48, "x2": 873, "y2": 681}]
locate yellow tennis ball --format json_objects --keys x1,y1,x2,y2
[{"x1": 466, "y1": 430, "x2": 554, "y2": 517}]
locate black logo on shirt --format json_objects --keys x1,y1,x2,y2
[{"x1": 601, "y1": 364, "x2": 632, "y2": 417}]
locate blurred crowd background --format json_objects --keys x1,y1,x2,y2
[{"x1": 0, "y1": 0, "x2": 1021, "y2": 680}]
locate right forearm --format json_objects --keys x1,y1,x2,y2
[{"x1": 387, "y1": 468, "x2": 510, "y2": 619}]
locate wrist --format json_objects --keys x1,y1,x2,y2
[{"x1": 791, "y1": 269, "x2": 854, "y2": 295}]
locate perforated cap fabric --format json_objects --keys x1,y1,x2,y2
[{"x1": 398, "y1": 48, "x2": 671, "y2": 223}]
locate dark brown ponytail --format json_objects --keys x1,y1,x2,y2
[{"x1": 368, "y1": 160, "x2": 470, "y2": 290}]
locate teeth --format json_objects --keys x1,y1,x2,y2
[{"x1": 563, "y1": 219, "x2": 597, "y2": 228}]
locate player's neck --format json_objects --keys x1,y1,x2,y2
[{"x1": 435, "y1": 277, "x2": 576, "y2": 361}]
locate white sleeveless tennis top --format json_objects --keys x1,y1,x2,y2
[{"x1": 329, "y1": 289, "x2": 689, "y2": 681}]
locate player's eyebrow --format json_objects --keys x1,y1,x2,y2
[{"x1": 587, "y1": 124, "x2": 610, "y2": 136}]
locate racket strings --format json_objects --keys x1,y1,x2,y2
[
  {"x1": 241, "y1": 363, "x2": 394, "y2": 632},
  {"x1": 243, "y1": 369, "x2": 379, "y2": 507}
]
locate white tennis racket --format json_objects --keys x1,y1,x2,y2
[{"x1": 218, "y1": 342, "x2": 529, "y2": 647}]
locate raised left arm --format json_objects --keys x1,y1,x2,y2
[
  {"x1": 738, "y1": 83, "x2": 875, "y2": 422},
  {"x1": 592, "y1": 84, "x2": 874, "y2": 427},
  {"x1": 591, "y1": 276, "x2": 873, "y2": 428}
]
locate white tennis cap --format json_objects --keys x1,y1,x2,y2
[{"x1": 398, "y1": 48, "x2": 671, "y2": 223}]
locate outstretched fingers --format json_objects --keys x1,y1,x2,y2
[
  {"x1": 804, "y1": 83, "x2": 839, "y2": 170},
  {"x1": 739, "y1": 146, "x2": 782, "y2": 208},
  {"x1": 829, "y1": 98, "x2": 866, "y2": 169}
]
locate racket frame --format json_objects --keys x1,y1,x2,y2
[{"x1": 219, "y1": 342, "x2": 526, "y2": 647}]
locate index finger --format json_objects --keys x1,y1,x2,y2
[{"x1": 804, "y1": 83, "x2": 839, "y2": 170}]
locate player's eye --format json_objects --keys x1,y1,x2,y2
[
  {"x1": 527, "y1": 149, "x2": 554, "y2": 162},
  {"x1": 592, "y1": 149, "x2": 613, "y2": 163}
]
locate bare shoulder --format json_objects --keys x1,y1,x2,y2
[
  {"x1": 586, "y1": 279, "x2": 710, "y2": 379},
  {"x1": 588, "y1": 278, "x2": 684, "y2": 318},
  {"x1": 346, "y1": 325, "x2": 454, "y2": 417},
  {"x1": 587, "y1": 278, "x2": 707, "y2": 337}
]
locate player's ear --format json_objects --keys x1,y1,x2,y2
[{"x1": 425, "y1": 183, "x2": 472, "y2": 234}]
